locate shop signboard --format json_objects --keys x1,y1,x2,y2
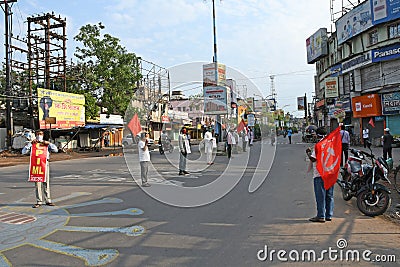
[
  {"x1": 382, "y1": 92, "x2": 400, "y2": 115},
  {"x1": 351, "y1": 94, "x2": 382, "y2": 118}
]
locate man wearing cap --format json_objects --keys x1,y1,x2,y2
[
  {"x1": 22, "y1": 130, "x2": 58, "y2": 208},
  {"x1": 382, "y1": 128, "x2": 393, "y2": 160}
]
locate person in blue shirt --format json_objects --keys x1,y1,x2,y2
[
  {"x1": 287, "y1": 128, "x2": 293, "y2": 144},
  {"x1": 22, "y1": 130, "x2": 58, "y2": 208}
]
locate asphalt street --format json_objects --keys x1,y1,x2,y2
[{"x1": 0, "y1": 134, "x2": 399, "y2": 266}]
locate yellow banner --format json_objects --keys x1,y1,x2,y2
[
  {"x1": 37, "y1": 88, "x2": 85, "y2": 129},
  {"x1": 238, "y1": 105, "x2": 247, "y2": 124}
]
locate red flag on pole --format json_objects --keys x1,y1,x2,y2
[
  {"x1": 315, "y1": 127, "x2": 342, "y2": 190},
  {"x1": 368, "y1": 117, "x2": 375, "y2": 128},
  {"x1": 237, "y1": 119, "x2": 246, "y2": 133},
  {"x1": 127, "y1": 113, "x2": 142, "y2": 136}
]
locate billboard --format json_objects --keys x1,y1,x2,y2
[
  {"x1": 203, "y1": 86, "x2": 228, "y2": 115},
  {"x1": 297, "y1": 96, "x2": 305, "y2": 110},
  {"x1": 254, "y1": 99, "x2": 264, "y2": 113},
  {"x1": 336, "y1": 1, "x2": 373, "y2": 45},
  {"x1": 203, "y1": 63, "x2": 226, "y2": 87},
  {"x1": 38, "y1": 88, "x2": 85, "y2": 129},
  {"x1": 324, "y1": 77, "x2": 339, "y2": 98},
  {"x1": 371, "y1": 0, "x2": 400, "y2": 24},
  {"x1": 100, "y1": 114, "x2": 123, "y2": 125},
  {"x1": 226, "y1": 79, "x2": 238, "y2": 108},
  {"x1": 351, "y1": 94, "x2": 382, "y2": 118},
  {"x1": 306, "y1": 28, "x2": 328, "y2": 64}
]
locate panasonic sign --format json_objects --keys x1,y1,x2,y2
[{"x1": 372, "y1": 44, "x2": 400, "y2": 62}]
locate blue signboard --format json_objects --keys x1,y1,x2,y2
[
  {"x1": 372, "y1": 43, "x2": 400, "y2": 62},
  {"x1": 382, "y1": 92, "x2": 400, "y2": 115},
  {"x1": 330, "y1": 64, "x2": 342, "y2": 77},
  {"x1": 371, "y1": 0, "x2": 400, "y2": 24}
]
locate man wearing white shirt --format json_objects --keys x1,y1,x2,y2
[
  {"x1": 138, "y1": 132, "x2": 151, "y2": 187},
  {"x1": 226, "y1": 128, "x2": 235, "y2": 159},
  {"x1": 22, "y1": 130, "x2": 58, "y2": 208},
  {"x1": 204, "y1": 127, "x2": 214, "y2": 165},
  {"x1": 362, "y1": 126, "x2": 369, "y2": 148}
]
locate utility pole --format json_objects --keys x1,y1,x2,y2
[
  {"x1": 304, "y1": 93, "x2": 308, "y2": 124},
  {"x1": 212, "y1": 0, "x2": 218, "y2": 84},
  {"x1": 1, "y1": 0, "x2": 17, "y2": 149}
]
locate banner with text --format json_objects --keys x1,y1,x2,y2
[
  {"x1": 28, "y1": 143, "x2": 48, "y2": 182},
  {"x1": 38, "y1": 88, "x2": 85, "y2": 129},
  {"x1": 204, "y1": 86, "x2": 228, "y2": 115}
]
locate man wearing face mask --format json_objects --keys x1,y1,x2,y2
[
  {"x1": 22, "y1": 130, "x2": 58, "y2": 208},
  {"x1": 178, "y1": 127, "x2": 190, "y2": 175}
]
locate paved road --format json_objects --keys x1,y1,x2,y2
[{"x1": 0, "y1": 134, "x2": 399, "y2": 266}]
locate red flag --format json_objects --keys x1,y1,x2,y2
[
  {"x1": 368, "y1": 117, "x2": 375, "y2": 128},
  {"x1": 127, "y1": 113, "x2": 142, "y2": 136},
  {"x1": 237, "y1": 119, "x2": 246, "y2": 133},
  {"x1": 315, "y1": 127, "x2": 342, "y2": 190}
]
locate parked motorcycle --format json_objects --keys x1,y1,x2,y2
[{"x1": 337, "y1": 141, "x2": 392, "y2": 216}]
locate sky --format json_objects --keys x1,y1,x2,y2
[{"x1": 0, "y1": 0, "x2": 338, "y2": 117}]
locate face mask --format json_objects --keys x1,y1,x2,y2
[{"x1": 36, "y1": 135, "x2": 43, "y2": 142}]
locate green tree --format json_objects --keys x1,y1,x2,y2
[{"x1": 73, "y1": 23, "x2": 141, "y2": 117}]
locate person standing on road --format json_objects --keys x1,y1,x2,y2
[
  {"x1": 241, "y1": 130, "x2": 248, "y2": 152},
  {"x1": 178, "y1": 127, "x2": 190, "y2": 175},
  {"x1": 226, "y1": 128, "x2": 235, "y2": 159},
  {"x1": 22, "y1": 130, "x2": 58, "y2": 208},
  {"x1": 233, "y1": 130, "x2": 239, "y2": 154},
  {"x1": 382, "y1": 128, "x2": 393, "y2": 160},
  {"x1": 306, "y1": 127, "x2": 334, "y2": 223},
  {"x1": 248, "y1": 128, "x2": 254, "y2": 147},
  {"x1": 138, "y1": 132, "x2": 151, "y2": 187},
  {"x1": 204, "y1": 127, "x2": 214, "y2": 165},
  {"x1": 362, "y1": 126, "x2": 369, "y2": 148},
  {"x1": 340, "y1": 124, "x2": 350, "y2": 166},
  {"x1": 287, "y1": 128, "x2": 293, "y2": 144}
]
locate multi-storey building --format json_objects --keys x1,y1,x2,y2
[{"x1": 308, "y1": 0, "x2": 400, "y2": 144}]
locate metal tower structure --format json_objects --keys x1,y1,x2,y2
[
  {"x1": 27, "y1": 12, "x2": 67, "y2": 94},
  {"x1": 330, "y1": 0, "x2": 362, "y2": 22}
]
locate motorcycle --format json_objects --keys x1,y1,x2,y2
[
  {"x1": 337, "y1": 141, "x2": 392, "y2": 216},
  {"x1": 158, "y1": 138, "x2": 173, "y2": 155}
]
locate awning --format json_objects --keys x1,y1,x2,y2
[{"x1": 83, "y1": 124, "x2": 123, "y2": 129}]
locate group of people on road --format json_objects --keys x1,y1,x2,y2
[{"x1": 137, "y1": 125, "x2": 257, "y2": 187}]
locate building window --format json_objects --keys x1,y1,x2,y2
[
  {"x1": 182, "y1": 107, "x2": 186, "y2": 112},
  {"x1": 388, "y1": 22, "x2": 400, "y2": 38},
  {"x1": 369, "y1": 30, "x2": 378, "y2": 45},
  {"x1": 177, "y1": 107, "x2": 181, "y2": 111}
]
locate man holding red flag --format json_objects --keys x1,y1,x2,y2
[{"x1": 306, "y1": 126, "x2": 342, "y2": 223}]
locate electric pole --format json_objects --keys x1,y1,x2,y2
[{"x1": 1, "y1": 0, "x2": 17, "y2": 149}]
